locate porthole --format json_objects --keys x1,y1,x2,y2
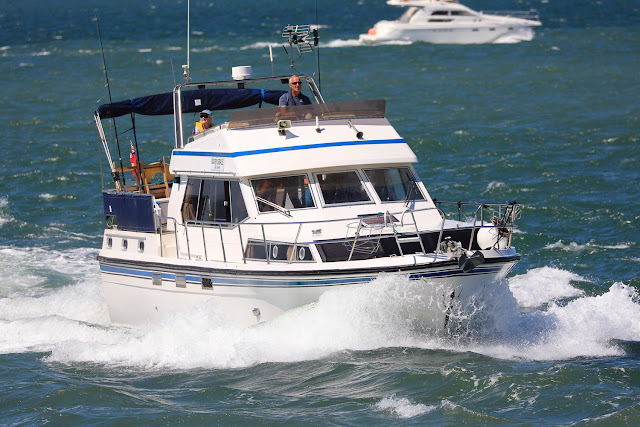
[
  {"x1": 107, "y1": 237, "x2": 113, "y2": 248},
  {"x1": 138, "y1": 241, "x2": 145, "y2": 252},
  {"x1": 152, "y1": 272, "x2": 162, "y2": 286},
  {"x1": 122, "y1": 239, "x2": 128, "y2": 250},
  {"x1": 298, "y1": 246, "x2": 306, "y2": 260},
  {"x1": 272, "y1": 245, "x2": 278, "y2": 259}
]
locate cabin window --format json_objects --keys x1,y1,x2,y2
[
  {"x1": 251, "y1": 174, "x2": 315, "y2": 213},
  {"x1": 182, "y1": 178, "x2": 248, "y2": 224},
  {"x1": 316, "y1": 171, "x2": 371, "y2": 205},
  {"x1": 364, "y1": 167, "x2": 425, "y2": 202},
  {"x1": 451, "y1": 11, "x2": 473, "y2": 16},
  {"x1": 244, "y1": 240, "x2": 314, "y2": 262}
]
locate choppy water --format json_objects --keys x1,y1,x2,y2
[{"x1": 1, "y1": 0, "x2": 639, "y2": 424}]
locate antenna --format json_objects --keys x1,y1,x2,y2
[
  {"x1": 282, "y1": 24, "x2": 315, "y2": 74},
  {"x1": 170, "y1": 57, "x2": 177, "y2": 86},
  {"x1": 183, "y1": 0, "x2": 190, "y2": 83}
]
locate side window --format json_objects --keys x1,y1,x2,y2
[
  {"x1": 251, "y1": 175, "x2": 315, "y2": 213},
  {"x1": 229, "y1": 181, "x2": 249, "y2": 222},
  {"x1": 182, "y1": 178, "x2": 248, "y2": 223},
  {"x1": 316, "y1": 171, "x2": 371, "y2": 205},
  {"x1": 182, "y1": 179, "x2": 202, "y2": 221},
  {"x1": 364, "y1": 167, "x2": 425, "y2": 202}
]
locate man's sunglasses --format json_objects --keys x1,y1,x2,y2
[
  {"x1": 291, "y1": 82, "x2": 302, "y2": 85},
  {"x1": 200, "y1": 114, "x2": 210, "y2": 118}
]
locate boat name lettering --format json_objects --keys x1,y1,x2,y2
[{"x1": 211, "y1": 157, "x2": 225, "y2": 171}]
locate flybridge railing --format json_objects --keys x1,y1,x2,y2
[{"x1": 155, "y1": 201, "x2": 521, "y2": 263}]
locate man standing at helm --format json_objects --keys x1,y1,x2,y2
[{"x1": 279, "y1": 75, "x2": 312, "y2": 108}]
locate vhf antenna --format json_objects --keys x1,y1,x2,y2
[
  {"x1": 281, "y1": 24, "x2": 317, "y2": 74},
  {"x1": 183, "y1": 0, "x2": 191, "y2": 83}
]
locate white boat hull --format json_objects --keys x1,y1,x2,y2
[
  {"x1": 99, "y1": 251, "x2": 518, "y2": 330},
  {"x1": 360, "y1": 23, "x2": 537, "y2": 44}
]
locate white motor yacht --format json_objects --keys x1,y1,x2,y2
[
  {"x1": 359, "y1": 0, "x2": 542, "y2": 44},
  {"x1": 94, "y1": 30, "x2": 523, "y2": 332}
]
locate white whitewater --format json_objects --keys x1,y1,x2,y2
[{"x1": 0, "y1": 246, "x2": 639, "y2": 369}]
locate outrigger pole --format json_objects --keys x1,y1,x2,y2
[{"x1": 95, "y1": 16, "x2": 126, "y2": 189}]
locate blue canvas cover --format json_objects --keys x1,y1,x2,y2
[{"x1": 97, "y1": 88, "x2": 287, "y2": 119}]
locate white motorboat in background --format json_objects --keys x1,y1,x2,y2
[
  {"x1": 94, "y1": 26, "x2": 523, "y2": 332},
  {"x1": 359, "y1": 0, "x2": 542, "y2": 44}
]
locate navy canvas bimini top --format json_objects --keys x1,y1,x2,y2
[{"x1": 97, "y1": 88, "x2": 287, "y2": 119}]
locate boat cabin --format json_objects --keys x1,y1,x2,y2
[{"x1": 96, "y1": 72, "x2": 518, "y2": 267}]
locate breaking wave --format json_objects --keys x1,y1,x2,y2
[{"x1": 0, "y1": 245, "x2": 639, "y2": 369}]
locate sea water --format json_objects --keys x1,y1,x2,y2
[{"x1": 0, "y1": 0, "x2": 639, "y2": 423}]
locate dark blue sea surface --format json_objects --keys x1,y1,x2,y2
[{"x1": 1, "y1": 0, "x2": 639, "y2": 424}]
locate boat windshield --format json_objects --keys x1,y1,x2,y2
[
  {"x1": 363, "y1": 167, "x2": 425, "y2": 202},
  {"x1": 398, "y1": 6, "x2": 420, "y2": 23},
  {"x1": 316, "y1": 171, "x2": 372, "y2": 205},
  {"x1": 251, "y1": 174, "x2": 315, "y2": 213},
  {"x1": 228, "y1": 99, "x2": 386, "y2": 129}
]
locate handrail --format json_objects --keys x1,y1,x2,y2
[
  {"x1": 156, "y1": 201, "x2": 520, "y2": 263},
  {"x1": 255, "y1": 196, "x2": 291, "y2": 217},
  {"x1": 433, "y1": 207, "x2": 447, "y2": 262},
  {"x1": 157, "y1": 216, "x2": 180, "y2": 258},
  {"x1": 433, "y1": 200, "x2": 522, "y2": 251}
]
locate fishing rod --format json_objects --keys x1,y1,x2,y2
[
  {"x1": 315, "y1": 0, "x2": 321, "y2": 92},
  {"x1": 95, "y1": 16, "x2": 126, "y2": 188}
]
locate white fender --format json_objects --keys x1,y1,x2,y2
[{"x1": 476, "y1": 225, "x2": 508, "y2": 250}]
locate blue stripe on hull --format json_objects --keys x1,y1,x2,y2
[{"x1": 99, "y1": 263, "x2": 504, "y2": 287}]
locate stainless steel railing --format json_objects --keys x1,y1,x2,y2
[{"x1": 156, "y1": 201, "x2": 521, "y2": 263}]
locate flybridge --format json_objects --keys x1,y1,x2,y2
[{"x1": 95, "y1": 74, "x2": 327, "y2": 152}]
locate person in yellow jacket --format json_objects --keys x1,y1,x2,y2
[{"x1": 193, "y1": 109, "x2": 214, "y2": 134}]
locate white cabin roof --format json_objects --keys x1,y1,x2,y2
[{"x1": 170, "y1": 116, "x2": 418, "y2": 177}]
